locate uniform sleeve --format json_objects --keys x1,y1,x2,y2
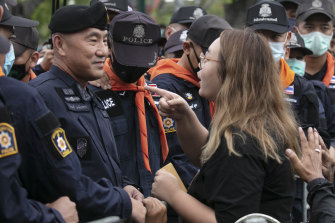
[
  {"x1": 0, "y1": 154, "x2": 65, "y2": 223},
  {"x1": 16, "y1": 89, "x2": 132, "y2": 222},
  {"x1": 307, "y1": 178, "x2": 335, "y2": 223}
]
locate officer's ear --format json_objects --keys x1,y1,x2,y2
[
  {"x1": 284, "y1": 47, "x2": 290, "y2": 60},
  {"x1": 0, "y1": 6, "x2": 3, "y2": 22},
  {"x1": 52, "y1": 33, "x2": 66, "y2": 57},
  {"x1": 29, "y1": 51, "x2": 39, "y2": 69},
  {"x1": 285, "y1": 32, "x2": 291, "y2": 48},
  {"x1": 183, "y1": 41, "x2": 191, "y2": 55}
]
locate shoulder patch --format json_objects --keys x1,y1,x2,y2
[
  {"x1": 0, "y1": 123, "x2": 18, "y2": 158},
  {"x1": 284, "y1": 85, "x2": 294, "y2": 95},
  {"x1": 51, "y1": 128, "x2": 72, "y2": 158},
  {"x1": 162, "y1": 117, "x2": 176, "y2": 133}
]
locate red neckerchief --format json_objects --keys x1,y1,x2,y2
[
  {"x1": 321, "y1": 52, "x2": 335, "y2": 87},
  {"x1": 280, "y1": 58, "x2": 295, "y2": 89},
  {"x1": 104, "y1": 58, "x2": 169, "y2": 173}
]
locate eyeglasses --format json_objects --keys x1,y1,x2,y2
[{"x1": 199, "y1": 51, "x2": 221, "y2": 69}]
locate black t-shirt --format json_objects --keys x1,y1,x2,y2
[
  {"x1": 187, "y1": 131, "x2": 295, "y2": 223},
  {"x1": 304, "y1": 62, "x2": 327, "y2": 81}
]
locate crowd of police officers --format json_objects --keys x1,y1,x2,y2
[{"x1": 1, "y1": 0, "x2": 335, "y2": 222}]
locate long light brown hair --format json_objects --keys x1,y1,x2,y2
[{"x1": 201, "y1": 29, "x2": 300, "y2": 164}]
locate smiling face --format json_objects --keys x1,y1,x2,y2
[
  {"x1": 56, "y1": 28, "x2": 108, "y2": 84},
  {"x1": 197, "y1": 38, "x2": 221, "y2": 101}
]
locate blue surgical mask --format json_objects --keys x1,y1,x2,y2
[
  {"x1": 269, "y1": 41, "x2": 286, "y2": 62},
  {"x1": 269, "y1": 33, "x2": 288, "y2": 62},
  {"x1": 2, "y1": 43, "x2": 15, "y2": 75},
  {"x1": 286, "y1": 58, "x2": 306, "y2": 77},
  {"x1": 300, "y1": 31, "x2": 332, "y2": 56}
]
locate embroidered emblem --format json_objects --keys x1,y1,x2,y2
[
  {"x1": 0, "y1": 123, "x2": 18, "y2": 158},
  {"x1": 51, "y1": 128, "x2": 72, "y2": 158},
  {"x1": 163, "y1": 117, "x2": 176, "y2": 133},
  {"x1": 259, "y1": 4, "x2": 272, "y2": 17},
  {"x1": 76, "y1": 138, "x2": 88, "y2": 158},
  {"x1": 185, "y1": 92, "x2": 193, "y2": 100},
  {"x1": 133, "y1": 25, "x2": 145, "y2": 38},
  {"x1": 193, "y1": 8, "x2": 204, "y2": 19},
  {"x1": 312, "y1": 0, "x2": 322, "y2": 8}
]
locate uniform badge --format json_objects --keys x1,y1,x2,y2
[
  {"x1": 147, "y1": 83, "x2": 160, "y2": 97},
  {"x1": 192, "y1": 8, "x2": 204, "y2": 19},
  {"x1": 51, "y1": 128, "x2": 72, "y2": 158},
  {"x1": 163, "y1": 117, "x2": 176, "y2": 133},
  {"x1": 312, "y1": 0, "x2": 322, "y2": 8},
  {"x1": 184, "y1": 92, "x2": 193, "y2": 100},
  {"x1": 259, "y1": 4, "x2": 272, "y2": 17},
  {"x1": 76, "y1": 138, "x2": 88, "y2": 158},
  {"x1": 284, "y1": 85, "x2": 294, "y2": 95},
  {"x1": 0, "y1": 123, "x2": 18, "y2": 158},
  {"x1": 133, "y1": 25, "x2": 145, "y2": 38}
]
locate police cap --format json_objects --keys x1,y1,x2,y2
[
  {"x1": 12, "y1": 27, "x2": 39, "y2": 57},
  {"x1": 49, "y1": 1, "x2": 107, "y2": 34},
  {"x1": 169, "y1": 6, "x2": 207, "y2": 25},
  {"x1": 110, "y1": 11, "x2": 160, "y2": 68},
  {"x1": 164, "y1": 29, "x2": 187, "y2": 54},
  {"x1": 276, "y1": 0, "x2": 301, "y2": 6},
  {"x1": 247, "y1": 1, "x2": 289, "y2": 34},
  {"x1": 187, "y1": 15, "x2": 232, "y2": 51},
  {"x1": 296, "y1": 0, "x2": 334, "y2": 22},
  {"x1": 90, "y1": 0, "x2": 128, "y2": 13}
]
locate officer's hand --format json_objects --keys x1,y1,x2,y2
[
  {"x1": 143, "y1": 197, "x2": 167, "y2": 223},
  {"x1": 151, "y1": 169, "x2": 181, "y2": 204},
  {"x1": 144, "y1": 86, "x2": 190, "y2": 120},
  {"x1": 124, "y1": 185, "x2": 144, "y2": 201},
  {"x1": 39, "y1": 49, "x2": 54, "y2": 71},
  {"x1": 286, "y1": 127, "x2": 324, "y2": 183},
  {"x1": 46, "y1": 196, "x2": 79, "y2": 223},
  {"x1": 131, "y1": 197, "x2": 146, "y2": 223},
  {"x1": 88, "y1": 70, "x2": 111, "y2": 90}
]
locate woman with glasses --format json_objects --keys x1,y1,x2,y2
[{"x1": 146, "y1": 29, "x2": 300, "y2": 223}]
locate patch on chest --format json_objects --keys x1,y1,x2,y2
[
  {"x1": 94, "y1": 90, "x2": 123, "y2": 117},
  {"x1": 162, "y1": 117, "x2": 176, "y2": 133},
  {"x1": 283, "y1": 85, "x2": 294, "y2": 95}
]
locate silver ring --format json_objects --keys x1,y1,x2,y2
[{"x1": 315, "y1": 148, "x2": 321, "y2": 153}]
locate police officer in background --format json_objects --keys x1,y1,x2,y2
[
  {"x1": 29, "y1": 2, "x2": 147, "y2": 222},
  {"x1": 91, "y1": 11, "x2": 169, "y2": 197},
  {"x1": 9, "y1": 27, "x2": 39, "y2": 82},
  {"x1": 165, "y1": 6, "x2": 206, "y2": 40}
]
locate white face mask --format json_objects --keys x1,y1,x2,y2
[
  {"x1": 299, "y1": 31, "x2": 332, "y2": 56},
  {"x1": 269, "y1": 33, "x2": 288, "y2": 63}
]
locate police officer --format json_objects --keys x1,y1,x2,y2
[
  {"x1": 90, "y1": 11, "x2": 169, "y2": 197},
  {"x1": 165, "y1": 6, "x2": 206, "y2": 40},
  {"x1": 9, "y1": 27, "x2": 39, "y2": 82},
  {"x1": 246, "y1": 1, "x2": 331, "y2": 222},
  {"x1": 29, "y1": 2, "x2": 146, "y2": 222},
  {"x1": 150, "y1": 15, "x2": 232, "y2": 188}
]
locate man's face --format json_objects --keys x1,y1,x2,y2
[
  {"x1": 61, "y1": 28, "x2": 108, "y2": 82},
  {"x1": 257, "y1": 30, "x2": 288, "y2": 43},
  {"x1": 296, "y1": 13, "x2": 333, "y2": 35},
  {"x1": 282, "y1": 2, "x2": 298, "y2": 19}
]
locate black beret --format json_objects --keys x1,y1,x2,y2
[{"x1": 49, "y1": 1, "x2": 107, "y2": 34}]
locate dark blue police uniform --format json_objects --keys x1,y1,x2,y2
[
  {"x1": 152, "y1": 73, "x2": 211, "y2": 187},
  {"x1": 26, "y1": 66, "x2": 132, "y2": 221},
  {"x1": 90, "y1": 82, "x2": 163, "y2": 197},
  {"x1": 0, "y1": 78, "x2": 65, "y2": 222}
]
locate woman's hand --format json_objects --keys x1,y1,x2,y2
[
  {"x1": 151, "y1": 169, "x2": 182, "y2": 203},
  {"x1": 320, "y1": 137, "x2": 335, "y2": 182},
  {"x1": 144, "y1": 86, "x2": 191, "y2": 121},
  {"x1": 285, "y1": 127, "x2": 324, "y2": 183}
]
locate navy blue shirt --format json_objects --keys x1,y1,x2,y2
[
  {"x1": 28, "y1": 66, "x2": 132, "y2": 221},
  {"x1": 91, "y1": 86, "x2": 163, "y2": 197}
]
